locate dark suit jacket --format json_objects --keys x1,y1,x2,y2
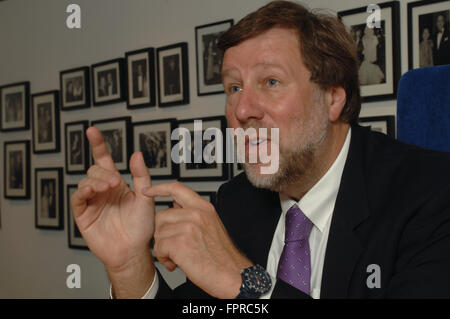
[
  {"x1": 434, "y1": 28, "x2": 450, "y2": 66},
  {"x1": 156, "y1": 124, "x2": 450, "y2": 298}
]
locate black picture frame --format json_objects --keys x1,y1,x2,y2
[
  {"x1": 65, "y1": 120, "x2": 89, "y2": 174},
  {"x1": 35, "y1": 167, "x2": 64, "y2": 230},
  {"x1": 91, "y1": 58, "x2": 126, "y2": 106},
  {"x1": 176, "y1": 115, "x2": 228, "y2": 181},
  {"x1": 90, "y1": 116, "x2": 132, "y2": 173},
  {"x1": 359, "y1": 115, "x2": 396, "y2": 137},
  {"x1": 338, "y1": 1, "x2": 401, "y2": 102},
  {"x1": 31, "y1": 90, "x2": 61, "y2": 154},
  {"x1": 408, "y1": 0, "x2": 450, "y2": 69},
  {"x1": 67, "y1": 184, "x2": 89, "y2": 250},
  {"x1": 125, "y1": 47, "x2": 157, "y2": 109},
  {"x1": 157, "y1": 42, "x2": 189, "y2": 107},
  {"x1": 4, "y1": 140, "x2": 31, "y2": 199},
  {"x1": 195, "y1": 19, "x2": 234, "y2": 96},
  {"x1": 0, "y1": 81, "x2": 30, "y2": 132},
  {"x1": 132, "y1": 118, "x2": 178, "y2": 180},
  {"x1": 59, "y1": 66, "x2": 90, "y2": 110}
]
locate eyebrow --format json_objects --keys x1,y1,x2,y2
[{"x1": 222, "y1": 62, "x2": 286, "y2": 80}]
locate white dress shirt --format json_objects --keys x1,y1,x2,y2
[
  {"x1": 120, "y1": 127, "x2": 352, "y2": 299},
  {"x1": 262, "y1": 127, "x2": 351, "y2": 299}
]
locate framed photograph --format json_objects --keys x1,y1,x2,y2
[
  {"x1": 408, "y1": 0, "x2": 450, "y2": 69},
  {"x1": 359, "y1": 115, "x2": 396, "y2": 137},
  {"x1": 125, "y1": 48, "x2": 156, "y2": 108},
  {"x1": 65, "y1": 121, "x2": 89, "y2": 174},
  {"x1": 133, "y1": 118, "x2": 178, "y2": 180},
  {"x1": 91, "y1": 116, "x2": 132, "y2": 173},
  {"x1": 35, "y1": 167, "x2": 64, "y2": 230},
  {"x1": 198, "y1": 191, "x2": 217, "y2": 206},
  {"x1": 31, "y1": 90, "x2": 61, "y2": 154},
  {"x1": 4, "y1": 140, "x2": 30, "y2": 199},
  {"x1": 0, "y1": 81, "x2": 30, "y2": 132},
  {"x1": 176, "y1": 116, "x2": 228, "y2": 181},
  {"x1": 157, "y1": 42, "x2": 189, "y2": 107},
  {"x1": 91, "y1": 58, "x2": 126, "y2": 106},
  {"x1": 67, "y1": 184, "x2": 88, "y2": 249},
  {"x1": 195, "y1": 19, "x2": 234, "y2": 96},
  {"x1": 339, "y1": 1, "x2": 401, "y2": 102},
  {"x1": 59, "y1": 66, "x2": 90, "y2": 110}
]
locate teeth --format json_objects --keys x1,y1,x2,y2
[{"x1": 249, "y1": 139, "x2": 265, "y2": 146}]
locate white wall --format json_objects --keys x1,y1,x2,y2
[{"x1": 0, "y1": 0, "x2": 416, "y2": 298}]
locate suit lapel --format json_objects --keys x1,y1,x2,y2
[{"x1": 320, "y1": 125, "x2": 371, "y2": 298}]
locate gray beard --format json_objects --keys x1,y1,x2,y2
[{"x1": 243, "y1": 131, "x2": 325, "y2": 192}]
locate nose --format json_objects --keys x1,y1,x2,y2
[{"x1": 233, "y1": 86, "x2": 264, "y2": 123}]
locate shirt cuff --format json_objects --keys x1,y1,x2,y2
[{"x1": 109, "y1": 270, "x2": 159, "y2": 299}]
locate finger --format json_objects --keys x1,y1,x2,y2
[
  {"x1": 130, "y1": 152, "x2": 152, "y2": 196},
  {"x1": 78, "y1": 176, "x2": 115, "y2": 193},
  {"x1": 143, "y1": 182, "x2": 208, "y2": 210},
  {"x1": 86, "y1": 126, "x2": 118, "y2": 172},
  {"x1": 87, "y1": 165, "x2": 122, "y2": 188},
  {"x1": 157, "y1": 256, "x2": 177, "y2": 272},
  {"x1": 71, "y1": 185, "x2": 97, "y2": 218},
  {"x1": 153, "y1": 237, "x2": 178, "y2": 272}
]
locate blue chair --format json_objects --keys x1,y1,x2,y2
[{"x1": 397, "y1": 65, "x2": 450, "y2": 153}]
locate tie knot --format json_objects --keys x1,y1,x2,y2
[{"x1": 284, "y1": 205, "x2": 313, "y2": 242}]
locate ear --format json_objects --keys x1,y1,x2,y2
[{"x1": 325, "y1": 86, "x2": 346, "y2": 122}]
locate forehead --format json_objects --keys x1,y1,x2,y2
[{"x1": 222, "y1": 27, "x2": 303, "y2": 71}]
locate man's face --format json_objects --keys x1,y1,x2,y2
[
  {"x1": 437, "y1": 15, "x2": 445, "y2": 32},
  {"x1": 222, "y1": 27, "x2": 330, "y2": 190}
]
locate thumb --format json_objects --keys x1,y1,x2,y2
[{"x1": 130, "y1": 152, "x2": 152, "y2": 196}]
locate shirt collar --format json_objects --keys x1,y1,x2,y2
[{"x1": 280, "y1": 127, "x2": 352, "y2": 232}]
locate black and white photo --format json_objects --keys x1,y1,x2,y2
[
  {"x1": 67, "y1": 184, "x2": 88, "y2": 249},
  {"x1": 65, "y1": 121, "x2": 89, "y2": 174},
  {"x1": 31, "y1": 91, "x2": 60, "y2": 153},
  {"x1": 91, "y1": 117, "x2": 132, "y2": 173},
  {"x1": 195, "y1": 20, "x2": 233, "y2": 95},
  {"x1": 91, "y1": 58, "x2": 126, "y2": 106},
  {"x1": 60, "y1": 66, "x2": 90, "y2": 110},
  {"x1": 339, "y1": 1, "x2": 400, "y2": 101},
  {"x1": 4, "y1": 140, "x2": 30, "y2": 199},
  {"x1": 133, "y1": 119, "x2": 177, "y2": 179},
  {"x1": 359, "y1": 115, "x2": 396, "y2": 138},
  {"x1": 177, "y1": 116, "x2": 228, "y2": 181},
  {"x1": 0, "y1": 81, "x2": 30, "y2": 131},
  {"x1": 157, "y1": 43, "x2": 189, "y2": 106},
  {"x1": 126, "y1": 48, "x2": 156, "y2": 108},
  {"x1": 408, "y1": 0, "x2": 450, "y2": 69},
  {"x1": 35, "y1": 167, "x2": 63, "y2": 230}
]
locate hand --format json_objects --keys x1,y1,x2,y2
[
  {"x1": 143, "y1": 182, "x2": 253, "y2": 299},
  {"x1": 70, "y1": 127, "x2": 155, "y2": 283}
]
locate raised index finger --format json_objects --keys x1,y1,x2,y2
[{"x1": 86, "y1": 126, "x2": 118, "y2": 172}]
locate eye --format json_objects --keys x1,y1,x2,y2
[
  {"x1": 230, "y1": 85, "x2": 242, "y2": 94},
  {"x1": 267, "y1": 79, "x2": 280, "y2": 86}
]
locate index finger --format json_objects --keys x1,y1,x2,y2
[
  {"x1": 86, "y1": 126, "x2": 118, "y2": 172},
  {"x1": 143, "y1": 182, "x2": 210, "y2": 210}
]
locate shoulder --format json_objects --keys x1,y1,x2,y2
[{"x1": 356, "y1": 125, "x2": 450, "y2": 207}]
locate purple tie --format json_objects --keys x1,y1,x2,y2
[{"x1": 277, "y1": 205, "x2": 313, "y2": 295}]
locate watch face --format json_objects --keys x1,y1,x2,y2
[{"x1": 243, "y1": 265, "x2": 271, "y2": 295}]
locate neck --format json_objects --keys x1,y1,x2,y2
[{"x1": 279, "y1": 122, "x2": 349, "y2": 202}]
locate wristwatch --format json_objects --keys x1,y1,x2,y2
[{"x1": 236, "y1": 264, "x2": 272, "y2": 299}]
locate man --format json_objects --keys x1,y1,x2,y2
[
  {"x1": 71, "y1": 1, "x2": 450, "y2": 299},
  {"x1": 433, "y1": 14, "x2": 450, "y2": 66}
]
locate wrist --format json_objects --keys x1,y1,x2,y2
[{"x1": 107, "y1": 249, "x2": 155, "y2": 299}]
